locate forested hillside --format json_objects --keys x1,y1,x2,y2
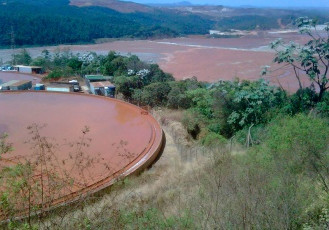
[
  {"x1": 0, "y1": 0, "x2": 213, "y2": 47},
  {"x1": 1, "y1": 0, "x2": 328, "y2": 47}
]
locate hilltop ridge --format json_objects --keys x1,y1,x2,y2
[{"x1": 70, "y1": 0, "x2": 153, "y2": 13}]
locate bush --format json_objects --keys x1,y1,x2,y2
[
  {"x1": 46, "y1": 69, "x2": 63, "y2": 79},
  {"x1": 283, "y1": 87, "x2": 318, "y2": 115},
  {"x1": 167, "y1": 86, "x2": 191, "y2": 109},
  {"x1": 139, "y1": 82, "x2": 171, "y2": 107},
  {"x1": 239, "y1": 114, "x2": 329, "y2": 228},
  {"x1": 200, "y1": 132, "x2": 227, "y2": 147},
  {"x1": 266, "y1": 114, "x2": 329, "y2": 179}
]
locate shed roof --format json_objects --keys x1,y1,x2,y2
[
  {"x1": 1, "y1": 80, "x2": 18, "y2": 87},
  {"x1": 90, "y1": 81, "x2": 115, "y2": 88},
  {"x1": 47, "y1": 84, "x2": 72, "y2": 89},
  {"x1": 1, "y1": 80, "x2": 31, "y2": 87},
  {"x1": 10, "y1": 80, "x2": 32, "y2": 87},
  {"x1": 14, "y1": 65, "x2": 42, "y2": 69},
  {"x1": 85, "y1": 75, "x2": 112, "y2": 81}
]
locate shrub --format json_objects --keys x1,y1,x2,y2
[
  {"x1": 46, "y1": 69, "x2": 63, "y2": 79},
  {"x1": 139, "y1": 82, "x2": 171, "y2": 107},
  {"x1": 200, "y1": 132, "x2": 227, "y2": 147}
]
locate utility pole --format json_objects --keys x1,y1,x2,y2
[{"x1": 10, "y1": 26, "x2": 16, "y2": 65}]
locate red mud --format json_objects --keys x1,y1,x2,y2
[
  {"x1": 0, "y1": 91, "x2": 163, "y2": 208},
  {"x1": 159, "y1": 47, "x2": 310, "y2": 92},
  {"x1": 0, "y1": 33, "x2": 312, "y2": 91}
]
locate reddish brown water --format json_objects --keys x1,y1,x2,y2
[{"x1": 0, "y1": 91, "x2": 163, "y2": 207}]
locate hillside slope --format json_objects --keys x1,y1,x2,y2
[
  {"x1": 70, "y1": 0, "x2": 152, "y2": 13},
  {"x1": 0, "y1": 0, "x2": 213, "y2": 47}
]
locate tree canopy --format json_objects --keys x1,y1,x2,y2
[{"x1": 267, "y1": 17, "x2": 329, "y2": 101}]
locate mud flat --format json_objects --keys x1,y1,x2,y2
[{"x1": 0, "y1": 32, "x2": 311, "y2": 91}]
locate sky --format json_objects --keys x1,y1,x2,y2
[{"x1": 123, "y1": 0, "x2": 329, "y2": 8}]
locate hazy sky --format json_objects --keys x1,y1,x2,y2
[{"x1": 124, "y1": 0, "x2": 329, "y2": 8}]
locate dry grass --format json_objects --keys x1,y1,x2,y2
[
  {"x1": 2, "y1": 108, "x2": 254, "y2": 229},
  {"x1": 26, "y1": 111, "x2": 326, "y2": 230},
  {"x1": 32, "y1": 109, "x2": 213, "y2": 229}
]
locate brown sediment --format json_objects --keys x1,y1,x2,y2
[
  {"x1": 0, "y1": 91, "x2": 164, "y2": 214},
  {"x1": 159, "y1": 47, "x2": 310, "y2": 92},
  {"x1": 0, "y1": 33, "x2": 311, "y2": 91}
]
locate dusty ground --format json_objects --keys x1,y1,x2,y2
[{"x1": 0, "y1": 32, "x2": 311, "y2": 91}]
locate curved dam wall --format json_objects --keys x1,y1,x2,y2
[{"x1": 0, "y1": 91, "x2": 164, "y2": 213}]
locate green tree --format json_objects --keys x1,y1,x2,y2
[
  {"x1": 267, "y1": 17, "x2": 329, "y2": 101},
  {"x1": 211, "y1": 79, "x2": 285, "y2": 137},
  {"x1": 67, "y1": 57, "x2": 83, "y2": 72},
  {"x1": 41, "y1": 49, "x2": 51, "y2": 60},
  {"x1": 115, "y1": 76, "x2": 142, "y2": 100},
  {"x1": 139, "y1": 82, "x2": 171, "y2": 107},
  {"x1": 147, "y1": 64, "x2": 174, "y2": 83},
  {"x1": 12, "y1": 49, "x2": 32, "y2": 65}
]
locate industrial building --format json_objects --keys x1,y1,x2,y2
[
  {"x1": 85, "y1": 75, "x2": 112, "y2": 88},
  {"x1": 46, "y1": 85, "x2": 74, "y2": 93},
  {"x1": 0, "y1": 80, "x2": 32, "y2": 91},
  {"x1": 50, "y1": 80, "x2": 80, "y2": 92},
  {"x1": 14, "y1": 65, "x2": 44, "y2": 74},
  {"x1": 84, "y1": 75, "x2": 115, "y2": 98},
  {"x1": 90, "y1": 81, "x2": 116, "y2": 97}
]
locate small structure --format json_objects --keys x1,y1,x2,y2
[
  {"x1": 50, "y1": 80, "x2": 80, "y2": 92},
  {"x1": 14, "y1": 65, "x2": 44, "y2": 74},
  {"x1": 90, "y1": 81, "x2": 115, "y2": 98},
  {"x1": 85, "y1": 75, "x2": 112, "y2": 88},
  {"x1": 34, "y1": 84, "x2": 45, "y2": 91},
  {"x1": 209, "y1": 29, "x2": 250, "y2": 37},
  {"x1": 46, "y1": 85, "x2": 74, "y2": 93},
  {"x1": 0, "y1": 80, "x2": 32, "y2": 91}
]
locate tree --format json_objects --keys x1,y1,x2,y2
[
  {"x1": 12, "y1": 49, "x2": 32, "y2": 65},
  {"x1": 41, "y1": 49, "x2": 51, "y2": 60},
  {"x1": 139, "y1": 82, "x2": 171, "y2": 107},
  {"x1": 115, "y1": 76, "x2": 142, "y2": 100},
  {"x1": 210, "y1": 79, "x2": 284, "y2": 137},
  {"x1": 67, "y1": 57, "x2": 83, "y2": 72},
  {"x1": 267, "y1": 17, "x2": 329, "y2": 101}
]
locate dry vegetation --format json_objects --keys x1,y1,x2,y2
[{"x1": 16, "y1": 110, "x2": 240, "y2": 229}]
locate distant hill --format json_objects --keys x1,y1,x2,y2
[
  {"x1": 0, "y1": 0, "x2": 213, "y2": 47},
  {"x1": 1, "y1": 0, "x2": 328, "y2": 48},
  {"x1": 148, "y1": 1, "x2": 193, "y2": 7},
  {"x1": 70, "y1": 0, "x2": 153, "y2": 13},
  {"x1": 158, "y1": 4, "x2": 329, "y2": 30}
]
